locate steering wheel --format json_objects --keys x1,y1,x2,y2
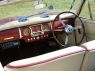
[{"x1": 52, "y1": 11, "x2": 87, "y2": 47}]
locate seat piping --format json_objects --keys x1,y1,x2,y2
[{"x1": 79, "y1": 45, "x2": 89, "y2": 71}]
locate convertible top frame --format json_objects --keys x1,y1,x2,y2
[{"x1": 76, "y1": 0, "x2": 86, "y2": 16}]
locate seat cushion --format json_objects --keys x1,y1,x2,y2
[{"x1": 5, "y1": 46, "x2": 85, "y2": 71}]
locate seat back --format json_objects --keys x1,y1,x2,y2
[
  {"x1": 81, "y1": 40, "x2": 95, "y2": 71},
  {"x1": 0, "y1": 62, "x2": 4, "y2": 71},
  {"x1": 4, "y1": 46, "x2": 85, "y2": 71}
]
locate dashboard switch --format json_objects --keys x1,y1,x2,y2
[
  {"x1": 28, "y1": 39, "x2": 30, "y2": 41},
  {"x1": 41, "y1": 36, "x2": 43, "y2": 38},
  {"x1": 31, "y1": 38, "x2": 33, "y2": 40},
  {"x1": 37, "y1": 36, "x2": 40, "y2": 40},
  {"x1": 33, "y1": 37, "x2": 36, "y2": 40}
]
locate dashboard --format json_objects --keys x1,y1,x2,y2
[
  {"x1": 0, "y1": 23, "x2": 49, "y2": 44},
  {"x1": 0, "y1": 13, "x2": 74, "y2": 44},
  {"x1": 0, "y1": 19, "x2": 74, "y2": 44},
  {"x1": 0, "y1": 22, "x2": 55, "y2": 43}
]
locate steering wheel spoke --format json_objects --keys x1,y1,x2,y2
[
  {"x1": 54, "y1": 29, "x2": 64, "y2": 32},
  {"x1": 73, "y1": 25, "x2": 82, "y2": 30},
  {"x1": 64, "y1": 35, "x2": 69, "y2": 46},
  {"x1": 59, "y1": 18, "x2": 66, "y2": 27}
]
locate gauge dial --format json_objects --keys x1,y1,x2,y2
[
  {"x1": 23, "y1": 28, "x2": 31, "y2": 36},
  {"x1": 31, "y1": 25, "x2": 43, "y2": 36},
  {"x1": 43, "y1": 24, "x2": 49, "y2": 31}
]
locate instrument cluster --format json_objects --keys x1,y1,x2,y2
[{"x1": 21, "y1": 23, "x2": 50, "y2": 42}]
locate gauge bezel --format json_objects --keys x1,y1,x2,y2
[
  {"x1": 23, "y1": 27, "x2": 31, "y2": 36},
  {"x1": 31, "y1": 24, "x2": 44, "y2": 36}
]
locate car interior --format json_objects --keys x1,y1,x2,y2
[{"x1": 0, "y1": 0, "x2": 95, "y2": 71}]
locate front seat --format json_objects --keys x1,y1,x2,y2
[
  {"x1": 0, "y1": 62, "x2": 4, "y2": 71},
  {"x1": 4, "y1": 46, "x2": 85, "y2": 71},
  {"x1": 81, "y1": 40, "x2": 95, "y2": 71}
]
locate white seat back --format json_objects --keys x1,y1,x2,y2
[
  {"x1": 81, "y1": 40, "x2": 95, "y2": 71},
  {"x1": 4, "y1": 46, "x2": 85, "y2": 71},
  {"x1": 0, "y1": 62, "x2": 4, "y2": 71}
]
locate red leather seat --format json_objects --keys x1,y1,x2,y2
[{"x1": 4, "y1": 46, "x2": 85, "y2": 71}]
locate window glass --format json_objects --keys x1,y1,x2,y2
[
  {"x1": 89, "y1": 0, "x2": 95, "y2": 19},
  {"x1": 0, "y1": 0, "x2": 80, "y2": 19},
  {"x1": 80, "y1": 0, "x2": 95, "y2": 19}
]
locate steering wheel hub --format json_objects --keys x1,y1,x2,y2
[{"x1": 65, "y1": 25, "x2": 73, "y2": 33}]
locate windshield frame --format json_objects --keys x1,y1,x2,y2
[{"x1": 75, "y1": 0, "x2": 86, "y2": 16}]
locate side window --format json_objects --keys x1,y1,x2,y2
[
  {"x1": 80, "y1": 0, "x2": 95, "y2": 20},
  {"x1": 89, "y1": 0, "x2": 95, "y2": 20}
]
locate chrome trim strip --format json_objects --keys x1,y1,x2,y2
[
  {"x1": 4, "y1": 37, "x2": 14, "y2": 40},
  {"x1": 18, "y1": 28, "x2": 23, "y2": 38}
]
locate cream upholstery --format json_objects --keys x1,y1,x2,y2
[
  {"x1": 81, "y1": 40, "x2": 95, "y2": 71},
  {"x1": 4, "y1": 46, "x2": 85, "y2": 71},
  {"x1": 0, "y1": 62, "x2": 4, "y2": 71}
]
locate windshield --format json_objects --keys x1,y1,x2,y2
[{"x1": 0, "y1": 0, "x2": 81, "y2": 19}]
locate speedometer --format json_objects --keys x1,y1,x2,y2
[
  {"x1": 42, "y1": 24, "x2": 49, "y2": 31},
  {"x1": 23, "y1": 28, "x2": 31, "y2": 36}
]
